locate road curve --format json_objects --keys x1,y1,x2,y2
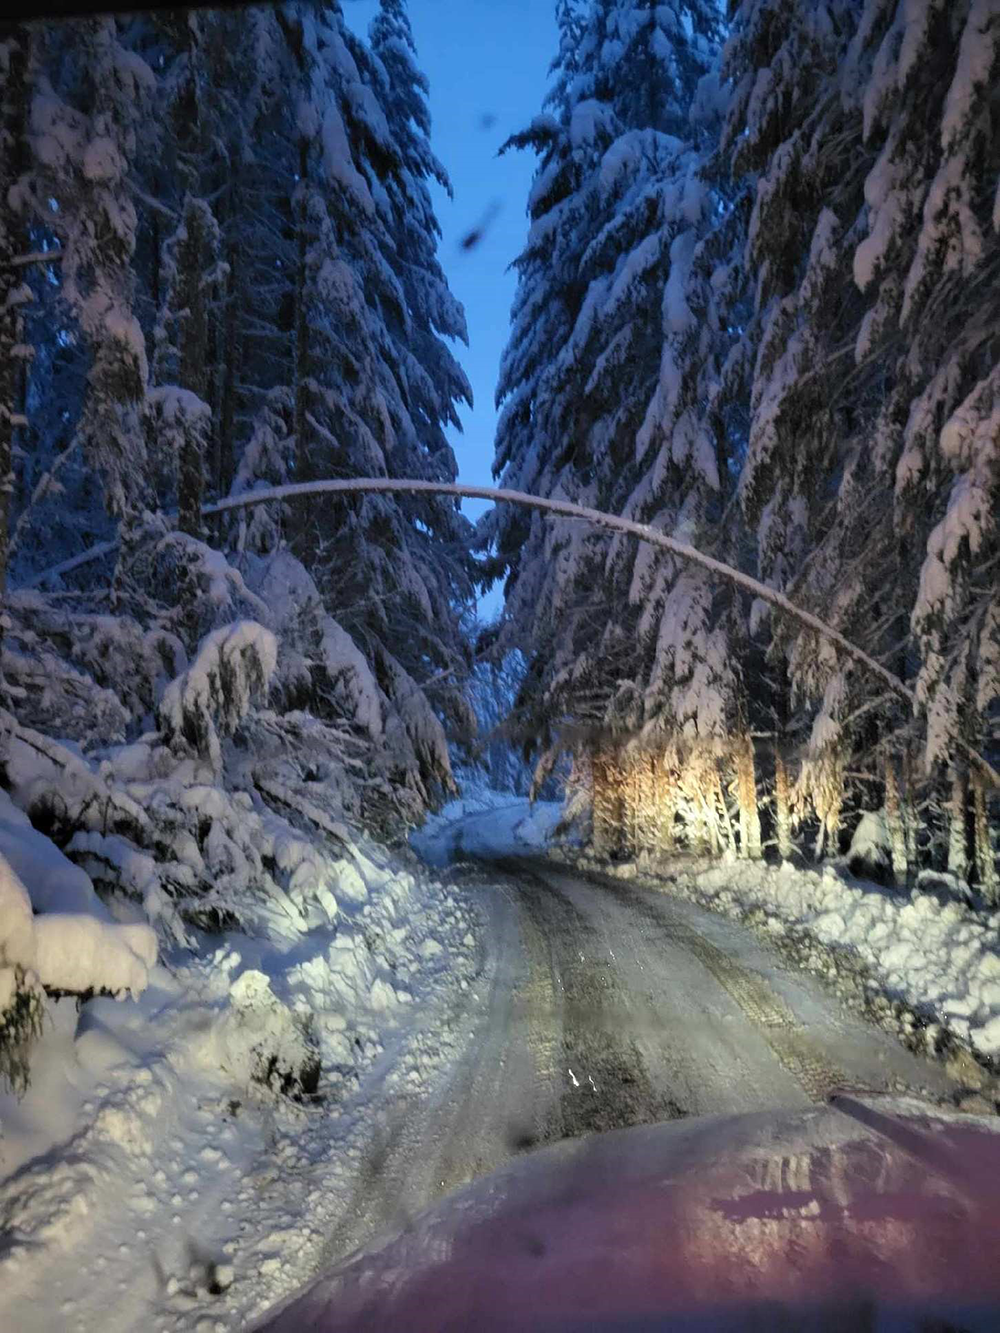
[{"x1": 321, "y1": 851, "x2": 957, "y2": 1267}]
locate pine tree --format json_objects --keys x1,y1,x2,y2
[
  {"x1": 492, "y1": 0, "x2": 726, "y2": 807},
  {"x1": 0, "y1": 24, "x2": 32, "y2": 609},
  {"x1": 152, "y1": 194, "x2": 222, "y2": 535},
  {"x1": 31, "y1": 18, "x2": 154, "y2": 521}
]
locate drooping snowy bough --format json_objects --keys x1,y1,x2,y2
[{"x1": 29, "y1": 476, "x2": 1000, "y2": 792}]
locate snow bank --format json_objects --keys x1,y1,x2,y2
[
  {"x1": 0, "y1": 855, "x2": 36, "y2": 1009},
  {"x1": 0, "y1": 790, "x2": 107, "y2": 917},
  {"x1": 32, "y1": 915, "x2": 156, "y2": 998},
  {"x1": 0, "y1": 819, "x2": 482, "y2": 1333},
  {"x1": 0, "y1": 849, "x2": 156, "y2": 1003},
  {"x1": 0, "y1": 792, "x2": 157, "y2": 1006}
]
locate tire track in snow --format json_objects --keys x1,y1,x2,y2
[
  {"x1": 503, "y1": 862, "x2": 686, "y2": 1140},
  {"x1": 568, "y1": 866, "x2": 862, "y2": 1104}
]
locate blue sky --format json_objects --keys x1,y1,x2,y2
[{"x1": 344, "y1": 0, "x2": 558, "y2": 619}]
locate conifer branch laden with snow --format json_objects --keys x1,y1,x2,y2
[
  {"x1": 26, "y1": 475, "x2": 1000, "y2": 794},
  {"x1": 157, "y1": 620, "x2": 278, "y2": 774}
]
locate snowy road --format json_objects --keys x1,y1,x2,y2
[{"x1": 322, "y1": 837, "x2": 956, "y2": 1270}]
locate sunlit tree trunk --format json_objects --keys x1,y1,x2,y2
[
  {"x1": 972, "y1": 774, "x2": 997, "y2": 905},
  {"x1": 947, "y1": 768, "x2": 969, "y2": 881},
  {"x1": 710, "y1": 757, "x2": 734, "y2": 857},
  {"x1": 735, "y1": 734, "x2": 762, "y2": 860},
  {"x1": 902, "y1": 749, "x2": 918, "y2": 884},
  {"x1": 774, "y1": 748, "x2": 793, "y2": 862},
  {"x1": 638, "y1": 752, "x2": 658, "y2": 858},
  {"x1": 591, "y1": 749, "x2": 616, "y2": 858},
  {"x1": 653, "y1": 749, "x2": 678, "y2": 859},
  {"x1": 607, "y1": 748, "x2": 629, "y2": 859},
  {"x1": 884, "y1": 757, "x2": 908, "y2": 888}
]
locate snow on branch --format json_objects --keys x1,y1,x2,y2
[
  {"x1": 158, "y1": 621, "x2": 278, "y2": 772},
  {"x1": 22, "y1": 477, "x2": 1000, "y2": 789},
  {"x1": 1, "y1": 852, "x2": 157, "y2": 1015}
]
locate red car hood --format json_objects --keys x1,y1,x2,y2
[{"x1": 253, "y1": 1095, "x2": 1000, "y2": 1332}]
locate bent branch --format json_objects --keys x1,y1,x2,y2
[{"x1": 24, "y1": 475, "x2": 1000, "y2": 788}]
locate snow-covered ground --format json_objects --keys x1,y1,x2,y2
[
  {"x1": 0, "y1": 813, "x2": 481, "y2": 1333},
  {"x1": 5, "y1": 786, "x2": 997, "y2": 1333}
]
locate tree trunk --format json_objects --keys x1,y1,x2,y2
[
  {"x1": 947, "y1": 768, "x2": 969, "y2": 882},
  {"x1": 606, "y1": 749, "x2": 628, "y2": 859},
  {"x1": 176, "y1": 197, "x2": 211, "y2": 539},
  {"x1": 591, "y1": 751, "x2": 615, "y2": 858},
  {"x1": 0, "y1": 25, "x2": 30, "y2": 628},
  {"x1": 293, "y1": 138, "x2": 310, "y2": 472},
  {"x1": 626, "y1": 750, "x2": 649, "y2": 860},
  {"x1": 735, "y1": 734, "x2": 762, "y2": 860},
  {"x1": 884, "y1": 758, "x2": 908, "y2": 888},
  {"x1": 902, "y1": 749, "x2": 918, "y2": 884},
  {"x1": 713, "y1": 761, "x2": 734, "y2": 857},
  {"x1": 774, "y1": 748, "x2": 793, "y2": 862},
  {"x1": 639, "y1": 753, "x2": 658, "y2": 859},
  {"x1": 653, "y1": 750, "x2": 677, "y2": 860},
  {"x1": 972, "y1": 773, "x2": 997, "y2": 905},
  {"x1": 218, "y1": 240, "x2": 240, "y2": 499}
]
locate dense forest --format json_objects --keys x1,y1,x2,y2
[
  {"x1": 490, "y1": 0, "x2": 1000, "y2": 893},
  {"x1": 1, "y1": 0, "x2": 1000, "y2": 1068},
  {"x1": 0, "y1": 0, "x2": 486, "y2": 1052}
]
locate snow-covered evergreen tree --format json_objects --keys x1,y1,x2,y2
[
  {"x1": 0, "y1": 0, "x2": 480, "y2": 1000},
  {"x1": 29, "y1": 19, "x2": 153, "y2": 520},
  {"x1": 492, "y1": 0, "x2": 728, "y2": 814},
  {"x1": 152, "y1": 194, "x2": 222, "y2": 535},
  {"x1": 0, "y1": 24, "x2": 32, "y2": 608}
]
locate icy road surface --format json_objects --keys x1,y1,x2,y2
[{"x1": 324, "y1": 810, "x2": 956, "y2": 1269}]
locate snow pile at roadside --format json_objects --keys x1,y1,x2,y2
[
  {"x1": 621, "y1": 856, "x2": 1000, "y2": 1061},
  {"x1": 411, "y1": 791, "x2": 563, "y2": 865},
  {"x1": 0, "y1": 820, "x2": 481, "y2": 1333},
  {"x1": 0, "y1": 792, "x2": 157, "y2": 1008}
]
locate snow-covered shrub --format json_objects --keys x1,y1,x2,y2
[
  {"x1": 215, "y1": 969, "x2": 321, "y2": 1101},
  {"x1": 66, "y1": 615, "x2": 185, "y2": 719},
  {"x1": 7, "y1": 591, "x2": 185, "y2": 723},
  {"x1": 1, "y1": 714, "x2": 152, "y2": 850},
  {"x1": 144, "y1": 384, "x2": 212, "y2": 515},
  {"x1": 0, "y1": 844, "x2": 156, "y2": 1091},
  {"x1": 158, "y1": 621, "x2": 277, "y2": 773},
  {"x1": 847, "y1": 810, "x2": 892, "y2": 885}
]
